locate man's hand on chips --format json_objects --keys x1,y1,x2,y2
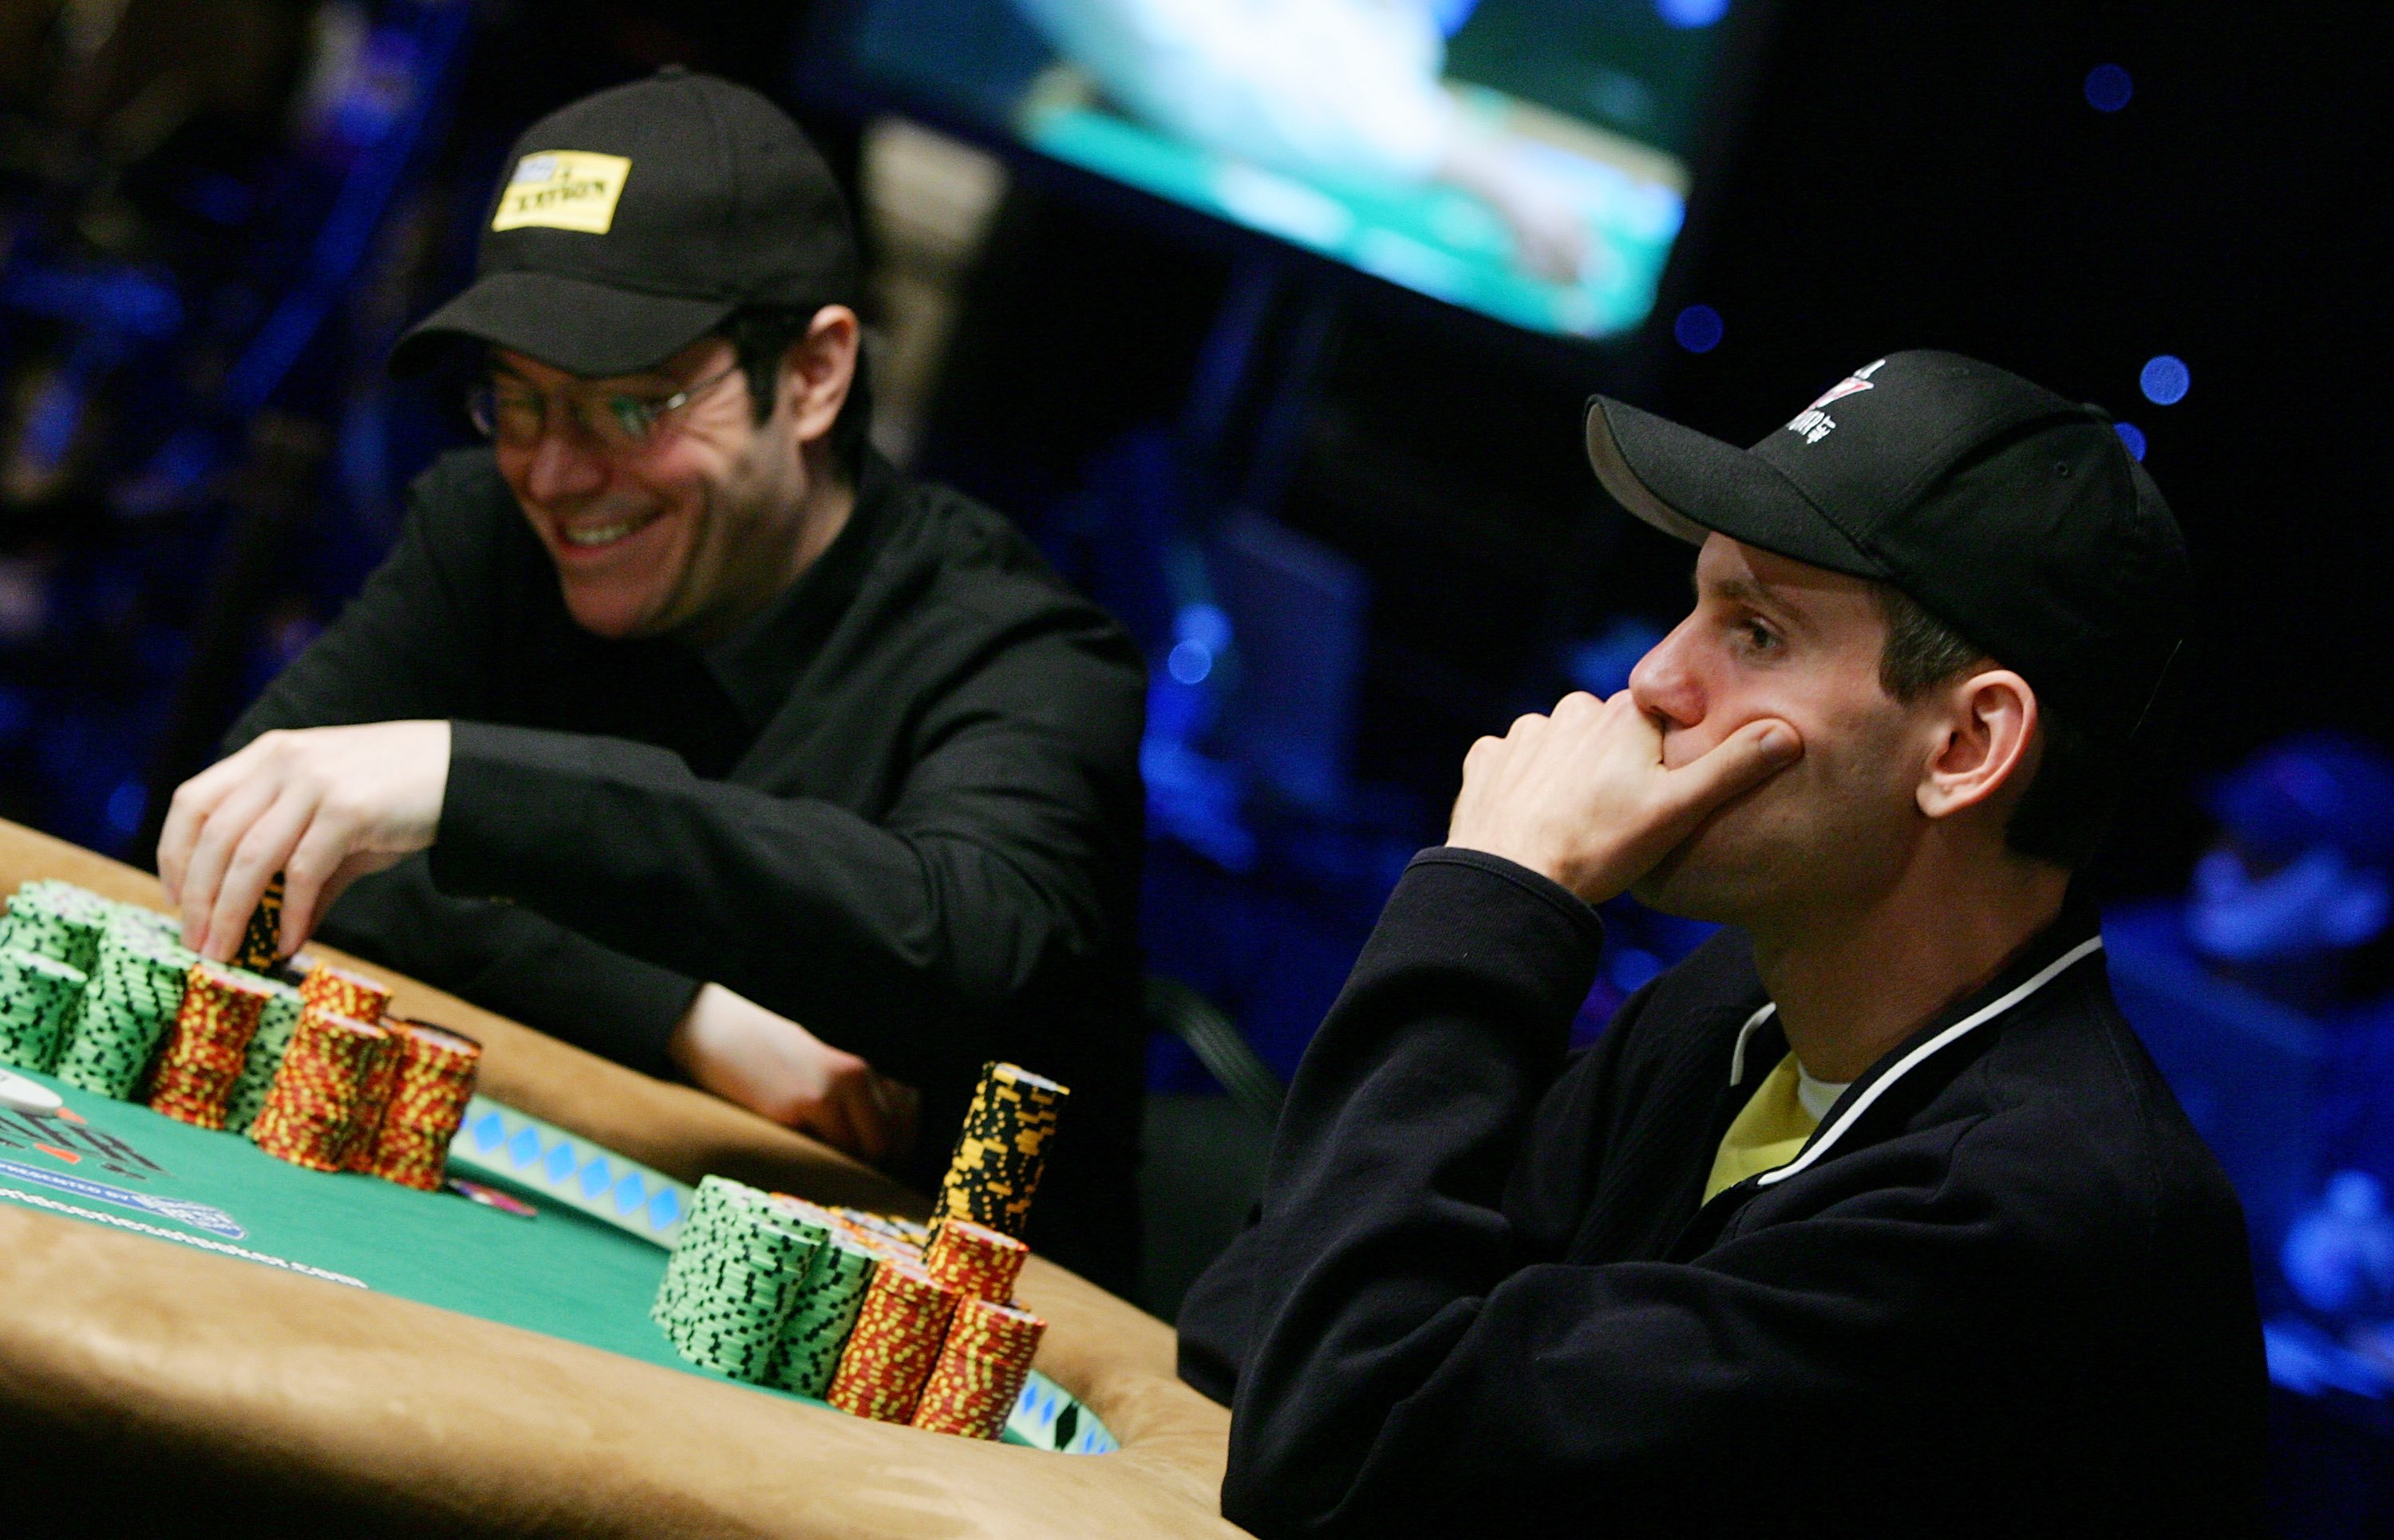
[{"x1": 158, "y1": 721, "x2": 452, "y2": 962}]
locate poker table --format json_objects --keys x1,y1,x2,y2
[{"x1": 0, "y1": 818, "x2": 1240, "y2": 1538}]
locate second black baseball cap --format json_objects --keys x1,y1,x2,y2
[
  {"x1": 1585, "y1": 350, "x2": 2190, "y2": 746},
  {"x1": 390, "y1": 66, "x2": 859, "y2": 379}
]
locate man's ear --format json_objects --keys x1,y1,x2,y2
[
  {"x1": 1918, "y1": 668, "x2": 2040, "y2": 822},
  {"x1": 776, "y1": 304, "x2": 859, "y2": 445}
]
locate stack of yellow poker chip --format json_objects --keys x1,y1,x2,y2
[
  {"x1": 922, "y1": 1216, "x2": 1029, "y2": 1303},
  {"x1": 232, "y1": 876, "x2": 286, "y2": 973},
  {"x1": 248, "y1": 1006, "x2": 387, "y2": 1171},
  {"x1": 0, "y1": 948, "x2": 88, "y2": 1073},
  {"x1": 826, "y1": 1261, "x2": 961, "y2": 1423},
  {"x1": 910, "y1": 1297, "x2": 1047, "y2": 1440},
  {"x1": 146, "y1": 962, "x2": 275, "y2": 1129},
  {"x1": 932, "y1": 1062, "x2": 1069, "y2": 1242},
  {"x1": 358, "y1": 1021, "x2": 481, "y2": 1191}
]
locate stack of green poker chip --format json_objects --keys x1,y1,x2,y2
[
  {"x1": 221, "y1": 973, "x2": 305, "y2": 1135},
  {"x1": 768, "y1": 1234, "x2": 882, "y2": 1399},
  {"x1": 651, "y1": 1176, "x2": 826, "y2": 1383},
  {"x1": 51, "y1": 918, "x2": 199, "y2": 1099},
  {"x1": 0, "y1": 882, "x2": 113, "y2": 974},
  {"x1": 0, "y1": 948, "x2": 89, "y2": 1072}
]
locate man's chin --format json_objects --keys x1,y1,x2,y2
[
  {"x1": 559, "y1": 581, "x2": 670, "y2": 640},
  {"x1": 1629, "y1": 835, "x2": 1764, "y2": 926}
]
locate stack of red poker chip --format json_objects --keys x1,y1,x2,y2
[
  {"x1": 146, "y1": 962, "x2": 275, "y2": 1130},
  {"x1": 299, "y1": 962, "x2": 392, "y2": 1024},
  {"x1": 825, "y1": 1261, "x2": 959, "y2": 1423},
  {"x1": 922, "y1": 1217, "x2": 1029, "y2": 1303},
  {"x1": 910, "y1": 1297, "x2": 1046, "y2": 1440},
  {"x1": 358, "y1": 1021, "x2": 481, "y2": 1191},
  {"x1": 339, "y1": 1027, "x2": 407, "y2": 1168},
  {"x1": 248, "y1": 1006, "x2": 388, "y2": 1172}
]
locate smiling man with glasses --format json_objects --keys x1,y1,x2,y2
[{"x1": 152, "y1": 69, "x2": 1149, "y2": 1289}]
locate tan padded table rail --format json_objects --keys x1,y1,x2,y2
[{"x1": 0, "y1": 817, "x2": 1239, "y2": 1537}]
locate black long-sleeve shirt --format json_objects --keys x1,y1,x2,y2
[
  {"x1": 1177, "y1": 849, "x2": 2268, "y2": 1537},
  {"x1": 229, "y1": 446, "x2": 1147, "y2": 1287}
]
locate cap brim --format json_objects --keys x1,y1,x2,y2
[
  {"x1": 1583, "y1": 397, "x2": 1882, "y2": 579},
  {"x1": 389, "y1": 271, "x2": 735, "y2": 379}
]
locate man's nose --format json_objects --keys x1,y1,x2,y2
[
  {"x1": 520, "y1": 420, "x2": 608, "y2": 504},
  {"x1": 1627, "y1": 621, "x2": 1705, "y2": 732}
]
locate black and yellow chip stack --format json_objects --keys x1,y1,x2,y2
[
  {"x1": 931, "y1": 1061, "x2": 1069, "y2": 1242},
  {"x1": 233, "y1": 875, "x2": 286, "y2": 973}
]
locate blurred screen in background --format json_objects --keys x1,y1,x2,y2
[{"x1": 831, "y1": 0, "x2": 1743, "y2": 340}]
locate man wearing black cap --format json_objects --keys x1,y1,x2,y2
[
  {"x1": 152, "y1": 70, "x2": 1148, "y2": 1286},
  {"x1": 1176, "y1": 353, "x2": 2266, "y2": 1534}
]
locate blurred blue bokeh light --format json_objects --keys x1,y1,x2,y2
[
  {"x1": 2141, "y1": 353, "x2": 2191, "y2": 405},
  {"x1": 2114, "y1": 421, "x2": 2148, "y2": 461},
  {"x1": 1673, "y1": 303, "x2": 1724, "y2": 353},
  {"x1": 2085, "y1": 64, "x2": 2134, "y2": 112},
  {"x1": 1657, "y1": 0, "x2": 1732, "y2": 26}
]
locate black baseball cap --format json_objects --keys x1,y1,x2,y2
[
  {"x1": 390, "y1": 66, "x2": 859, "y2": 379},
  {"x1": 1585, "y1": 350, "x2": 2189, "y2": 747}
]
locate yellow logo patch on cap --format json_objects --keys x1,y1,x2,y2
[{"x1": 492, "y1": 150, "x2": 632, "y2": 235}]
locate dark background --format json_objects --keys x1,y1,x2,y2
[{"x1": 3, "y1": 0, "x2": 2389, "y2": 1527}]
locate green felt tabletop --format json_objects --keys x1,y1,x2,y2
[{"x1": 0, "y1": 1066, "x2": 824, "y2": 1405}]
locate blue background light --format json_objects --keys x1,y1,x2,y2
[
  {"x1": 2114, "y1": 422, "x2": 2148, "y2": 461},
  {"x1": 1656, "y1": 0, "x2": 1732, "y2": 28},
  {"x1": 2084, "y1": 64, "x2": 2134, "y2": 112},
  {"x1": 2140, "y1": 354, "x2": 2191, "y2": 405},
  {"x1": 1673, "y1": 303, "x2": 1724, "y2": 353}
]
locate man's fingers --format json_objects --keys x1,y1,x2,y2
[
  {"x1": 198, "y1": 800, "x2": 301, "y2": 960},
  {"x1": 1666, "y1": 719, "x2": 1802, "y2": 819},
  {"x1": 176, "y1": 774, "x2": 290, "y2": 954}
]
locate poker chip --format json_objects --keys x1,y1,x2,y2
[
  {"x1": 220, "y1": 975, "x2": 303, "y2": 1135},
  {"x1": 49, "y1": 920, "x2": 196, "y2": 1098},
  {"x1": 0, "y1": 881, "x2": 112, "y2": 974},
  {"x1": 825, "y1": 1261, "x2": 960, "y2": 1424},
  {"x1": 146, "y1": 962, "x2": 275, "y2": 1130},
  {"x1": 233, "y1": 875, "x2": 286, "y2": 973},
  {"x1": 248, "y1": 1005, "x2": 388, "y2": 1172},
  {"x1": 0, "y1": 947, "x2": 89, "y2": 1075},
  {"x1": 358, "y1": 1021, "x2": 481, "y2": 1191},
  {"x1": 298, "y1": 962, "x2": 392, "y2": 1025},
  {"x1": 767, "y1": 1230, "x2": 881, "y2": 1400},
  {"x1": 911, "y1": 1297, "x2": 1046, "y2": 1440},
  {"x1": 652, "y1": 1176, "x2": 826, "y2": 1383},
  {"x1": 922, "y1": 1216, "x2": 1029, "y2": 1304},
  {"x1": 932, "y1": 1062, "x2": 1069, "y2": 1242},
  {"x1": 338, "y1": 1025, "x2": 406, "y2": 1168}
]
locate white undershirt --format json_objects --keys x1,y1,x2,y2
[{"x1": 1795, "y1": 1062, "x2": 1852, "y2": 1123}]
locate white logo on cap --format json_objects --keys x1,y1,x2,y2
[{"x1": 1785, "y1": 357, "x2": 1886, "y2": 444}]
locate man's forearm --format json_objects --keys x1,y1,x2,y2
[{"x1": 1217, "y1": 849, "x2": 1600, "y2": 1534}]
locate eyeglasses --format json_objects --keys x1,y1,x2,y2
[{"x1": 466, "y1": 361, "x2": 742, "y2": 451}]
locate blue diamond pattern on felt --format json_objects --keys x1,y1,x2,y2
[
  {"x1": 579, "y1": 1156, "x2": 612, "y2": 1198},
  {"x1": 507, "y1": 1126, "x2": 541, "y2": 1170},
  {"x1": 646, "y1": 1187, "x2": 681, "y2": 1231},
  {"x1": 544, "y1": 1140, "x2": 577, "y2": 1184},
  {"x1": 612, "y1": 1171, "x2": 647, "y2": 1215},
  {"x1": 471, "y1": 1111, "x2": 505, "y2": 1152}
]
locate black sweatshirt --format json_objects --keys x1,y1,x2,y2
[
  {"x1": 1178, "y1": 849, "x2": 2268, "y2": 1538},
  {"x1": 227, "y1": 446, "x2": 1148, "y2": 1287}
]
